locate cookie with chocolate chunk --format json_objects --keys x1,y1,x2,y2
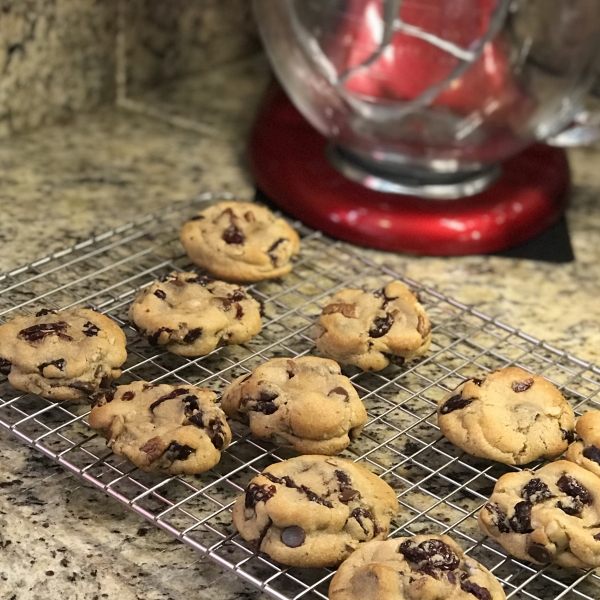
[
  {"x1": 0, "y1": 308, "x2": 127, "y2": 401},
  {"x1": 314, "y1": 282, "x2": 431, "y2": 372},
  {"x1": 180, "y1": 201, "x2": 300, "y2": 281},
  {"x1": 329, "y1": 535, "x2": 506, "y2": 600},
  {"x1": 222, "y1": 357, "x2": 367, "y2": 455},
  {"x1": 129, "y1": 271, "x2": 262, "y2": 357},
  {"x1": 479, "y1": 460, "x2": 600, "y2": 568},
  {"x1": 231, "y1": 455, "x2": 398, "y2": 568},
  {"x1": 89, "y1": 381, "x2": 231, "y2": 475},
  {"x1": 437, "y1": 367, "x2": 574, "y2": 465},
  {"x1": 566, "y1": 410, "x2": 600, "y2": 477}
]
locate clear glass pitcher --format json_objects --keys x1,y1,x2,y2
[{"x1": 253, "y1": 0, "x2": 600, "y2": 198}]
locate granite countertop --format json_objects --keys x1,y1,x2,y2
[{"x1": 1, "y1": 57, "x2": 600, "y2": 600}]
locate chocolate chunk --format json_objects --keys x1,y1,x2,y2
[
  {"x1": 328, "y1": 387, "x2": 350, "y2": 401},
  {"x1": 230, "y1": 289, "x2": 246, "y2": 302},
  {"x1": 471, "y1": 378, "x2": 484, "y2": 386},
  {"x1": 484, "y1": 503, "x2": 510, "y2": 533},
  {"x1": 139, "y1": 437, "x2": 167, "y2": 462},
  {"x1": 182, "y1": 395, "x2": 199, "y2": 413},
  {"x1": 38, "y1": 358, "x2": 66, "y2": 373},
  {"x1": 509, "y1": 501, "x2": 533, "y2": 533},
  {"x1": 150, "y1": 388, "x2": 189, "y2": 412},
  {"x1": 70, "y1": 381, "x2": 95, "y2": 394},
  {"x1": 369, "y1": 313, "x2": 394, "y2": 338},
  {"x1": 521, "y1": 479, "x2": 553, "y2": 504},
  {"x1": 527, "y1": 543, "x2": 552, "y2": 564},
  {"x1": 234, "y1": 304, "x2": 244, "y2": 320},
  {"x1": 248, "y1": 390, "x2": 279, "y2": 415},
  {"x1": 335, "y1": 470, "x2": 351, "y2": 486},
  {"x1": 263, "y1": 473, "x2": 334, "y2": 508},
  {"x1": 594, "y1": 533, "x2": 600, "y2": 541},
  {"x1": 440, "y1": 394, "x2": 474, "y2": 415},
  {"x1": 557, "y1": 498, "x2": 584, "y2": 516},
  {"x1": 18, "y1": 322, "x2": 72, "y2": 343},
  {"x1": 245, "y1": 483, "x2": 276, "y2": 509},
  {"x1": 91, "y1": 389, "x2": 114, "y2": 407},
  {"x1": 35, "y1": 309, "x2": 57, "y2": 317},
  {"x1": 121, "y1": 391, "x2": 135, "y2": 401},
  {"x1": 267, "y1": 238, "x2": 286, "y2": 265},
  {"x1": 153, "y1": 289, "x2": 167, "y2": 300},
  {"x1": 188, "y1": 411, "x2": 203, "y2": 428},
  {"x1": 460, "y1": 581, "x2": 492, "y2": 600},
  {"x1": 322, "y1": 303, "x2": 357, "y2": 318},
  {"x1": 339, "y1": 488, "x2": 360, "y2": 503},
  {"x1": 399, "y1": 539, "x2": 459, "y2": 571},
  {"x1": 512, "y1": 378, "x2": 534, "y2": 393},
  {"x1": 351, "y1": 508, "x2": 379, "y2": 536},
  {"x1": 583, "y1": 445, "x2": 600, "y2": 465},
  {"x1": 183, "y1": 328, "x2": 203, "y2": 344},
  {"x1": 207, "y1": 418, "x2": 225, "y2": 449},
  {"x1": 187, "y1": 275, "x2": 214, "y2": 286},
  {"x1": 166, "y1": 441, "x2": 195, "y2": 461},
  {"x1": 244, "y1": 211, "x2": 255, "y2": 223},
  {"x1": 557, "y1": 474, "x2": 592, "y2": 505},
  {"x1": 562, "y1": 428, "x2": 575, "y2": 444},
  {"x1": 222, "y1": 224, "x2": 244, "y2": 245},
  {"x1": 0, "y1": 357, "x2": 11, "y2": 375},
  {"x1": 281, "y1": 526, "x2": 305, "y2": 548},
  {"x1": 82, "y1": 321, "x2": 100, "y2": 337},
  {"x1": 147, "y1": 327, "x2": 173, "y2": 346}
]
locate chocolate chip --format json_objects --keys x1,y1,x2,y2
[
  {"x1": 166, "y1": 441, "x2": 195, "y2": 461},
  {"x1": 121, "y1": 391, "x2": 135, "y2": 401},
  {"x1": 335, "y1": 470, "x2": 351, "y2": 486},
  {"x1": 351, "y1": 508, "x2": 380, "y2": 537},
  {"x1": 183, "y1": 328, "x2": 203, "y2": 344},
  {"x1": 267, "y1": 238, "x2": 286, "y2": 265},
  {"x1": 187, "y1": 275, "x2": 214, "y2": 286},
  {"x1": 182, "y1": 395, "x2": 199, "y2": 413},
  {"x1": 557, "y1": 474, "x2": 592, "y2": 505},
  {"x1": 263, "y1": 473, "x2": 334, "y2": 507},
  {"x1": 281, "y1": 526, "x2": 305, "y2": 548},
  {"x1": 244, "y1": 211, "x2": 255, "y2": 222},
  {"x1": 222, "y1": 224, "x2": 244, "y2": 245},
  {"x1": 562, "y1": 428, "x2": 575, "y2": 444},
  {"x1": 234, "y1": 304, "x2": 244, "y2": 320},
  {"x1": 245, "y1": 483, "x2": 276, "y2": 509},
  {"x1": 398, "y1": 539, "x2": 459, "y2": 571},
  {"x1": 230, "y1": 289, "x2": 246, "y2": 302},
  {"x1": 0, "y1": 357, "x2": 11, "y2": 375},
  {"x1": 339, "y1": 488, "x2": 360, "y2": 503},
  {"x1": 369, "y1": 313, "x2": 394, "y2": 338},
  {"x1": 471, "y1": 378, "x2": 484, "y2": 386},
  {"x1": 70, "y1": 381, "x2": 95, "y2": 394},
  {"x1": 190, "y1": 215, "x2": 205, "y2": 221},
  {"x1": 557, "y1": 497, "x2": 584, "y2": 516},
  {"x1": 460, "y1": 580, "x2": 492, "y2": 600},
  {"x1": 147, "y1": 327, "x2": 173, "y2": 346},
  {"x1": 38, "y1": 358, "x2": 66, "y2": 373},
  {"x1": 583, "y1": 445, "x2": 600, "y2": 465},
  {"x1": 139, "y1": 437, "x2": 167, "y2": 462},
  {"x1": 509, "y1": 501, "x2": 533, "y2": 534},
  {"x1": 207, "y1": 418, "x2": 225, "y2": 449},
  {"x1": 439, "y1": 394, "x2": 474, "y2": 415},
  {"x1": 322, "y1": 303, "x2": 357, "y2": 318},
  {"x1": 150, "y1": 388, "x2": 189, "y2": 412},
  {"x1": 521, "y1": 479, "x2": 553, "y2": 504},
  {"x1": 80, "y1": 321, "x2": 100, "y2": 337},
  {"x1": 527, "y1": 543, "x2": 552, "y2": 564},
  {"x1": 35, "y1": 309, "x2": 57, "y2": 317},
  {"x1": 91, "y1": 389, "x2": 114, "y2": 407},
  {"x1": 188, "y1": 411, "x2": 203, "y2": 428},
  {"x1": 594, "y1": 533, "x2": 600, "y2": 541},
  {"x1": 328, "y1": 387, "x2": 350, "y2": 401},
  {"x1": 153, "y1": 289, "x2": 167, "y2": 300},
  {"x1": 512, "y1": 378, "x2": 534, "y2": 393},
  {"x1": 142, "y1": 383, "x2": 159, "y2": 391},
  {"x1": 484, "y1": 502, "x2": 510, "y2": 533},
  {"x1": 18, "y1": 322, "x2": 72, "y2": 343},
  {"x1": 247, "y1": 390, "x2": 279, "y2": 415}
]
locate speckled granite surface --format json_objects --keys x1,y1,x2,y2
[{"x1": 2, "y1": 59, "x2": 600, "y2": 599}]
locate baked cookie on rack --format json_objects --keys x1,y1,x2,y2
[
  {"x1": 129, "y1": 271, "x2": 262, "y2": 357},
  {"x1": 89, "y1": 381, "x2": 232, "y2": 475},
  {"x1": 232, "y1": 455, "x2": 398, "y2": 568},
  {"x1": 437, "y1": 367, "x2": 575, "y2": 465},
  {"x1": 221, "y1": 356, "x2": 367, "y2": 455},
  {"x1": 479, "y1": 460, "x2": 600, "y2": 568},
  {"x1": 0, "y1": 308, "x2": 127, "y2": 401},
  {"x1": 314, "y1": 281, "x2": 431, "y2": 371},
  {"x1": 180, "y1": 201, "x2": 300, "y2": 281},
  {"x1": 329, "y1": 534, "x2": 506, "y2": 600},
  {"x1": 566, "y1": 410, "x2": 600, "y2": 477}
]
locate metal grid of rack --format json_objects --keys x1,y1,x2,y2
[{"x1": 0, "y1": 193, "x2": 599, "y2": 600}]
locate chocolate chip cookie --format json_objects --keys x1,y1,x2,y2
[
  {"x1": 0, "y1": 308, "x2": 127, "y2": 401},
  {"x1": 437, "y1": 367, "x2": 575, "y2": 465},
  {"x1": 566, "y1": 410, "x2": 600, "y2": 477},
  {"x1": 329, "y1": 535, "x2": 506, "y2": 600},
  {"x1": 479, "y1": 460, "x2": 600, "y2": 568},
  {"x1": 221, "y1": 357, "x2": 367, "y2": 455},
  {"x1": 314, "y1": 282, "x2": 431, "y2": 372},
  {"x1": 129, "y1": 271, "x2": 262, "y2": 357},
  {"x1": 180, "y1": 201, "x2": 300, "y2": 281},
  {"x1": 231, "y1": 455, "x2": 398, "y2": 568},
  {"x1": 89, "y1": 381, "x2": 232, "y2": 475}
]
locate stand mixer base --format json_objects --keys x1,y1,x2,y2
[{"x1": 248, "y1": 86, "x2": 570, "y2": 256}]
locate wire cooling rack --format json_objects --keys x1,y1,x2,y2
[{"x1": 0, "y1": 192, "x2": 599, "y2": 600}]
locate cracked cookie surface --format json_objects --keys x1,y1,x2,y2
[
  {"x1": 479, "y1": 460, "x2": 600, "y2": 568},
  {"x1": 231, "y1": 455, "x2": 398, "y2": 568},
  {"x1": 566, "y1": 410, "x2": 600, "y2": 478},
  {"x1": 129, "y1": 271, "x2": 262, "y2": 357},
  {"x1": 89, "y1": 381, "x2": 232, "y2": 475},
  {"x1": 221, "y1": 357, "x2": 367, "y2": 455},
  {"x1": 437, "y1": 367, "x2": 575, "y2": 465},
  {"x1": 180, "y1": 201, "x2": 300, "y2": 281},
  {"x1": 314, "y1": 282, "x2": 431, "y2": 371},
  {"x1": 0, "y1": 308, "x2": 127, "y2": 401},
  {"x1": 329, "y1": 534, "x2": 506, "y2": 600}
]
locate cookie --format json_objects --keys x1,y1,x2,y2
[
  {"x1": 89, "y1": 381, "x2": 232, "y2": 475},
  {"x1": 329, "y1": 535, "x2": 506, "y2": 600},
  {"x1": 566, "y1": 410, "x2": 600, "y2": 477},
  {"x1": 437, "y1": 367, "x2": 575, "y2": 465},
  {"x1": 479, "y1": 460, "x2": 600, "y2": 568},
  {"x1": 0, "y1": 308, "x2": 127, "y2": 401},
  {"x1": 231, "y1": 455, "x2": 398, "y2": 568},
  {"x1": 221, "y1": 357, "x2": 367, "y2": 455},
  {"x1": 180, "y1": 201, "x2": 300, "y2": 281},
  {"x1": 129, "y1": 271, "x2": 262, "y2": 357},
  {"x1": 314, "y1": 282, "x2": 431, "y2": 372}
]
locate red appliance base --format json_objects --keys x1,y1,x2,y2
[{"x1": 248, "y1": 87, "x2": 570, "y2": 256}]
